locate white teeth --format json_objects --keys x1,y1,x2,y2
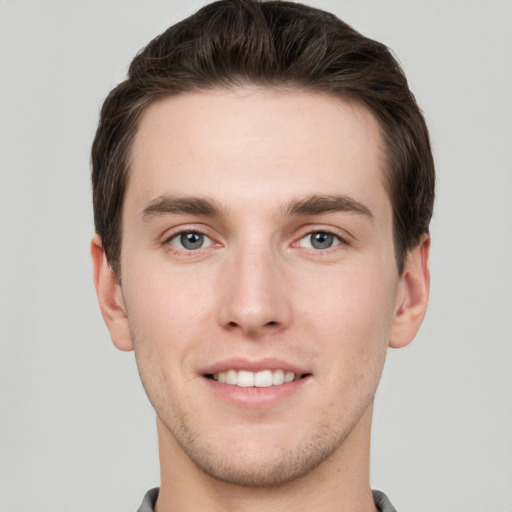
[
  {"x1": 272, "y1": 369, "x2": 284, "y2": 385},
  {"x1": 254, "y1": 370, "x2": 273, "y2": 387},
  {"x1": 237, "y1": 370, "x2": 254, "y2": 387},
  {"x1": 212, "y1": 369, "x2": 300, "y2": 387},
  {"x1": 226, "y1": 369, "x2": 237, "y2": 385}
]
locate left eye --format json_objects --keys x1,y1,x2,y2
[
  {"x1": 299, "y1": 231, "x2": 341, "y2": 250},
  {"x1": 169, "y1": 232, "x2": 213, "y2": 251}
]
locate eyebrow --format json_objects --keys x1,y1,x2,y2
[
  {"x1": 140, "y1": 193, "x2": 373, "y2": 222},
  {"x1": 140, "y1": 195, "x2": 225, "y2": 220},
  {"x1": 284, "y1": 194, "x2": 374, "y2": 220}
]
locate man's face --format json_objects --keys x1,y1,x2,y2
[{"x1": 116, "y1": 88, "x2": 407, "y2": 486}]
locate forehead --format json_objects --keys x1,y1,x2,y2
[{"x1": 127, "y1": 87, "x2": 389, "y2": 220}]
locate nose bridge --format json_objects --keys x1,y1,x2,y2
[{"x1": 219, "y1": 237, "x2": 290, "y2": 335}]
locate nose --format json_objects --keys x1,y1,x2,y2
[{"x1": 218, "y1": 242, "x2": 292, "y2": 337}]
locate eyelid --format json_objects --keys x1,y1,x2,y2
[
  {"x1": 161, "y1": 224, "x2": 221, "y2": 254},
  {"x1": 292, "y1": 226, "x2": 351, "y2": 248},
  {"x1": 298, "y1": 231, "x2": 341, "y2": 249},
  {"x1": 169, "y1": 231, "x2": 214, "y2": 250},
  {"x1": 160, "y1": 224, "x2": 351, "y2": 253}
]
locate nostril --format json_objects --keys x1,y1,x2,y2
[{"x1": 223, "y1": 319, "x2": 280, "y2": 332}]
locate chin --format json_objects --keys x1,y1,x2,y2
[
  {"x1": 185, "y1": 441, "x2": 337, "y2": 488},
  {"x1": 164, "y1": 412, "x2": 360, "y2": 488}
]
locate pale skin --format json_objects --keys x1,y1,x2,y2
[{"x1": 92, "y1": 87, "x2": 430, "y2": 512}]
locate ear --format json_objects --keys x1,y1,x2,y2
[
  {"x1": 389, "y1": 235, "x2": 431, "y2": 349},
  {"x1": 91, "y1": 234, "x2": 134, "y2": 351}
]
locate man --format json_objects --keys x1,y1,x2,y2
[{"x1": 90, "y1": 1, "x2": 434, "y2": 511}]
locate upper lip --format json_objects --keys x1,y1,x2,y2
[{"x1": 200, "y1": 358, "x2": 310, "y2": 376}]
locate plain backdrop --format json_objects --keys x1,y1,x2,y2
[{"x1": 1, "y1": 1, "x2": 511, "y2": 511}]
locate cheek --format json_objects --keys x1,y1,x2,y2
[
  {"x1": 123, "y1": 271, "x2": 210, "y2": 410},
  {"x1": 124, "y1": 251, "x2": 212, "y2": 324},
  {"x1": 300, "y1": 274, "x2": 393, "y2": 414},
  {"x1": 294, "y1": 264, "x2": 397, "y2": 362}
]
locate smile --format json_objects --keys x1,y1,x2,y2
[{"x1": 210, "y1": 369, "x2": 302, "y2": 387}]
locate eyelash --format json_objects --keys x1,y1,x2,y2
[
  {"x1": 294, "y1": 229, "x2": 347, "y2": 251},
  {"x1": 163, "y1": 228, "x2": 348, "y2": 255},
  {"x1": 164, "y1": 230, "x2": 216, "y2": 253}
]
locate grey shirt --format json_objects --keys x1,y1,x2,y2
[{"x1": 137, "y1": 487, "x2": 398, "y2": 511}]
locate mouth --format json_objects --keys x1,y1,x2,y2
[
  {"x1": 201, "y1": 360, "x2": 312, "y2": 408},
  {"x1": 205, "y1": 369, "x2": 310, "y2": 388}
]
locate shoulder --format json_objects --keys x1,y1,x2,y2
[
  {"x1": 373, "y1": 489, "x2": 398, "y2": 512},
  {"x1": 137, "y1": 487, "x2": 159, "y2": 512}
]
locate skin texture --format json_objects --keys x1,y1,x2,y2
[{"x1": 92, "y1": 87, "x2": 430, "y2": 512}]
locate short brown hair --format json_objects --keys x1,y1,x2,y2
[{"x1": 92, "y1": 0, "x2": 434, "y2": 278}]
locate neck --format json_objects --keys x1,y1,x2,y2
[{"x1": 155, "y1": 406, "x2": 377, "y2": 512}]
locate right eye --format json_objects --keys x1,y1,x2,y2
[{"x1": 168, "y1": 231, "x2": 214, "y2": 251}]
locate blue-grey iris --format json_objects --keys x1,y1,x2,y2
[
  {"x1": 310, "y1": 232, "x2": 334, "y2": 249},
  {"x1": 181, "y1": 232, "x2": 204, "y2": 250}
]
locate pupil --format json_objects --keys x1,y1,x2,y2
[
  {"x1": 311, "y1": 232, "x2": 333, "y2": 249},
  {"x1": 181, "y1": 232, "x2": 203, "y2": 249}
]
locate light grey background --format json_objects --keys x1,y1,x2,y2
[{"x1": 1, "y1": 1, "x2": 511, "y2": 511}]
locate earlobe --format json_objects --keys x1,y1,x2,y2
[
  {"x1": 90, "y1": 234, "x2": 134, "y2": 352},
  {"x1": 389, "y1": 235, "x2": 431, "y2": 349}
]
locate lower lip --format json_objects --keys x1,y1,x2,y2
[{"x1": 202, "y1": 376, "x2": 311, "y2": 409}]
